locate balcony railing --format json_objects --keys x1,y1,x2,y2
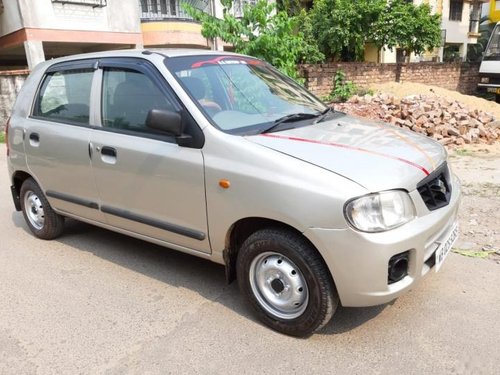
[
  {"x1": 52, "y1": 0, "x2": 107, "y2": 7},
  {"x1": 140, "y1": 0, "x2": 210, "y2": 21}
]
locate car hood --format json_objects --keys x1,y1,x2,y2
[{"x1": 246, "y1": 112, "x2": 447, "y2": 192}]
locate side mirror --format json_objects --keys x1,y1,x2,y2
[{"x1": 146, "y1": 109, "x2": 183, "y2": 136}]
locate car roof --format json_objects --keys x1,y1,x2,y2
[{"x1": 41, "y1": 48, "x2": 246, "y2": 66}]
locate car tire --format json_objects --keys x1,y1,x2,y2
[
  {"x1": 237, "y1": 228, "x2": 339, "y2": 337},
  {"x1": 496, "y1": 94, "x2": 500, "y2": 104},
  {"x1": 20, "y1": 178, "x2": 65, "y2": 240}
]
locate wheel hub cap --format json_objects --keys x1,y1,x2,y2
[
  {"x1": 249, "y1": 252, "x2": 309, "y2": 320},
  {"x1": 24, "y1": 191, "x2": 45, "y2": 230}
]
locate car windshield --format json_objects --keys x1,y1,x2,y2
[
  {"x1": 164, "y1": 55, "x2": 327, "y2": 135},
  {"x1": 485, "y1": 24, "x2": 500, "y2": 60}
]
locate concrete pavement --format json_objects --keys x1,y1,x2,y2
[{"x1": 1, "y1": 143, "x2": 499, "y2": 374}]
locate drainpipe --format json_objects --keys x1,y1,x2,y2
[
  {"x1": 469, "y1": 0, "x2": 481, "y2": 35},
  {"x1": 210, "y1": 0, "x2": 218, "y2": 51}
]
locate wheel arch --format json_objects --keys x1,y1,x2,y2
[
  {"x1": 223, "y1": 217, "x2": 331, "y2": 285},
  {"x1": 12, "y1": 170, "x2": 33, "y2": 193},
  {"x1": 11, "y1": 171, "x2": 33, "y2": 211}
]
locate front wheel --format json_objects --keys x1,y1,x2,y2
[
  {"x1": 237, "y1": 228, "x2": 338, "y2": 337},
  {"x1": 20, "y1": 178, "x2": 65, "y2": 240}
]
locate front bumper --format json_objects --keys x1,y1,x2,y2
[
  {"x1": 477, "y1": 83, "x2": 500, "y2": 94},
  {"x1": 304, "y1": 174, "x2": 461, "y2": 307}
]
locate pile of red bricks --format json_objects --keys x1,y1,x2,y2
[{"x1": 334, "y1": 94, "x2": 499, "y2": 146}]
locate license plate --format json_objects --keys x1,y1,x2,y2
[{"x1": 435, "y1": 223, "x2": 459, "y2": 272}]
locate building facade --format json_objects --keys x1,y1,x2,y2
[
  {"x1": 366, "y1": 0, "x2": 488, "y2": 63},
  {"x1": 0, "y1": 0, "x2": 144, "y2": 69},
  {"x1": 139, "y1": 0, "x2": 213, "y2": 49},
  {"x1": 0, "y1": 0, "x2": 244, "y2": 70},
  {"x1": 0, "y1": 0, "x2": 488, "y2": 69}
]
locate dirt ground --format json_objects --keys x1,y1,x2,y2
[
  {"x1": 449, "y1": 144, "x2": 500, "y2": 263},
  {"x1": 371, "y1": 82, "x2": 500, "y2": 119},
  {"x1": 362, "y1": 82, "x2": 500, "y2": 262}
]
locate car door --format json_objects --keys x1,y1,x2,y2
[
  {"x1": 90, "y1": 58, "x2": 210, "y2": 253},
  {"x1": 25, "y1": 60, "x2": 104, "y2": 222}
]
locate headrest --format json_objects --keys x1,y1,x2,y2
[{"x1": 181, "y1": 77, "x2": 205, "y2": 100}]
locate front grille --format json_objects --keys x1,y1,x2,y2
[
  {"x1": 417, "y1": 162, "x2": 452, "y2": 211},
  {"x1": 480, "y1": 73, "x2": 500, "y2": 85}
]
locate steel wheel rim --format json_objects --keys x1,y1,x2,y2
[
  {"x1": 24, "y1": 190, "x2": 45, "y2": 230},
  {"x1": 249, "y1": 251, "x2": 309, "y2": 320}
]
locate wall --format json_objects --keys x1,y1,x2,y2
[
  {"x1": 299, "y1": 62, "x2": 481, "y2": 97},
  {"x1": 0, "y1": 71, "x2": 28, "y2": 131},
  {"x1": 441, "y1": 0, "x2": 472, "y2": 44},
  {"x1": 1, "y1": 63, "x2": 481, "y2": 131},
  {"x1": 0, "y1": 1, "x2": 23, "y2": 37},
  {"x1": 16, "y1": 0, "x2": 140, "y2": 33}
]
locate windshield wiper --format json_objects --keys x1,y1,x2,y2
[
  {"x1": 260, "y1": 113, "x2": 319, "y2": 134},
  {"x1": 313, "y1": 107, "x2": 335, "y2": 124}
]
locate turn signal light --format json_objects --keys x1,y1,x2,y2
[{"x1": 219, "y1": 179, "x2": 231, "y2": 189}]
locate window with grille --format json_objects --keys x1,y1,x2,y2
[
  {"x1": 140, "y1": 0, "x2": 210, "y2": 20},
  {"x1": 233, "y1": 0, "x2": 257, "y2": 18},
  {"x1": 449, "y1": 0, "x2": 463, "y2": 22}
]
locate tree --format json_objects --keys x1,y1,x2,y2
[
  {"x1": 183, "y1": 0, "x2": 324, "y2": 80},
  {"x1": 371, "y1": 0, "x2": 442, "y2": 60},
  {"x1": 308, "y1": 0, "x2": 386, "y2": 61},
  {"x1": 308, "y1": 0, "x2": 442, "y2": 62}
]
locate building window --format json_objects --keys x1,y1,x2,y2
[
  {"x1": 140, "y1": 0, "x2": 178, "y2": 18},
  {"x1": 140, "y1": 0, "x2": 210, "y2": 20},
  {"x1": 233, "y1": 0, "x2": 257, "y2": 18},
  {"x1": 449, "y1": 0, "x2": 463, "y2": 22}
]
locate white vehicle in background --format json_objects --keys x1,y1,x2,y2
[{"x1": 479, "y1": 21, "x2": 500, "y2": 102}]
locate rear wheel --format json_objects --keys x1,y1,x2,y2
[
  {"x1": 495, "y1": 94, "x2": 500, "y2": 104},
  {"x1": 237, "y1": 228, "x2": 338, "y2": 337},
  {"x1": 20, "y1": 178, "x2": 64, "y2": 240}
]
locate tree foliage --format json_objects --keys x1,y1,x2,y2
[
  {"x1": 371, "y1": 0, "x2": 442, "y2": 59},
  {"x1": 308, "y1": 0, "x2": 442, "y2": 62},
  {"x1": 308, "y1": 0, "x2": 386, "y2": 61},
  {"x1": 183, "y1": 0, "x2": 323, "y2": 80}
]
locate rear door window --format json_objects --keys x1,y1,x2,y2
[{"x1": 33, "y1": 69, "x2": 93, "y2": 125}]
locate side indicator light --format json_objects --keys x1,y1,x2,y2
[{"x1": 219, "y1": 179, "x2": 231, "y2": 189}]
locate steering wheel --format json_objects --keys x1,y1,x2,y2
[{"x1": 199, "y1": 99, "x2": 222, "y2": 113}]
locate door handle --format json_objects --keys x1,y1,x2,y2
[
  {"x1": 29, "y1": 132, "x2": 40, "y2": 146},
  {"x1": 100, "y1": 146, "x2": 117, "y2": 164},
  {"x1": 101, "y1": 146, "x2": 117, "y2": 157}
]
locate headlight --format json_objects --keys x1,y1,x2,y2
[
  {"x1": 480, "y1": 77, "x2": 490, "y2": 84},
  {"x1": 345, "y1": 190, "x2": 415, "y2": 232}
]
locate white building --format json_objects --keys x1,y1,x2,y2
[
  {"x1": 369, "y1": 0, "x2": 488, "y2": 63},
  {"x1": 0, "y1": 0, "x2": 257, "y2": 70},
  {"x1": 0, "y1": 0, "x2": 144, "y2": 69}
]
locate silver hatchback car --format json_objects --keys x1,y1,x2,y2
[{"x1": 6, "y1": 49, "x2": 460, "y2": 336}]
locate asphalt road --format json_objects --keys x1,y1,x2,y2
[{"x1": 1, "y1": 143, "x2": 499, "y2": 374}]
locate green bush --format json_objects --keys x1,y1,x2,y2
[
  {"x1": 328, "y1": 70, "x2": 357, "y2": 102},
  {"x1": 183, "y1": 0, "x2": 324, "y2": 81}
]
